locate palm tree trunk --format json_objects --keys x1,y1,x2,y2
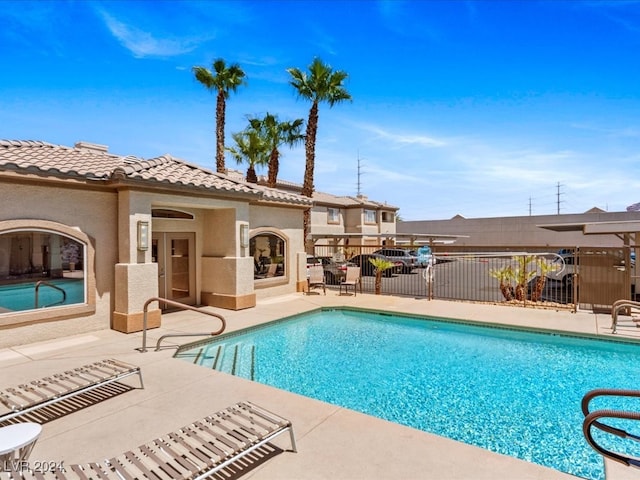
[
  {"x1": 302, "y1": 101, "x2": 318, "y2": 197},
  {"x1": 267, "y1": 148, "x2": 279, "y2": 188},
  {"x1": 375, "y1": 271, "x2": 382, "y2": 294},
  {"x1": 531, "y1": 276, "x2": 546, "y2": 302},
  {"x1": 302, "y1": 101, "x2": 318, "y2": 244},
  {"x1": 216, "y1": 91, "x2": 226, "y2": 173},
  {"x1": 500, "y1": 282, "x2": 513, "y2": 301},
  {"x1": 246, "y1": 165, "x2": 257, "y2": 183}
]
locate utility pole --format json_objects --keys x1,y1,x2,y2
[
  {"x1": 529, "y1": 197, "x2": 532, "y2": 216},
  {"x1": 357, "y1": 151, "x2": 365, "y2": 197},
  {"x1": 556, "y1": 182, "x2": 564, "y2": 215}
]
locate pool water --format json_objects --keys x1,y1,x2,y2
[
  {"x1": 176, "y1": 309, "x2": 640, "y2": 480},
  {"x1": 0, "y1": 278, "x2": 85, "y2": 312}
]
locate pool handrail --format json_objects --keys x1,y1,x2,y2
[
  {"x1": 611, "y1": 299, "x2": 640, "y2": 333},
  {"x1": 582, "y1": 388, "x2": 640, "y2": 468},
  {"x1": 139, "y1": 297, "x2": 226, "y2": 353},
  {"x1": 34, "y1": 280, "x2": 66, "y2": 308}
]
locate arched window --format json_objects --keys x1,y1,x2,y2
[
  {"x1": 251, "y1": 232, "x2": 286, "y2": 280},
  {"x1": 0, "y1": 230, "x2": 86, "y2": 314}
]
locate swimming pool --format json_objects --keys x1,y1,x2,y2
[
  {"x1": 0, "y1": 278, "x2": 85, "y2": 312},
  {"x1": 175, "y1": 308, "x2": 640, "y2": 480}
]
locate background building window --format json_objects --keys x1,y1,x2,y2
[
  {"x1": 0, "y1": 231, "x2": 86, "y2": 314},
  {"x1": 364, "y1": 209, "x2": 377, "y2": 224},
  {"x1": 328, "y1": 207, "x2": 340, "y2": 224},
  {"x1": 250, "y1": 232, "x2": 286, "y2": 279}
]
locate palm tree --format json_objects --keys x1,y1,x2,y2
[
  {"x1": 192, "y1": 59, "x2": 246, "y2": 174},
  {"x1": 226, "y1": 130, "x2": 268, "y2": 183},
  {"x1": 368, "y1": 257, "x2": 396, "y2": 295},
  {"x1": 287, "y1": 58, "x2": 352, "y2": 239},
  {"x1": 247, "y1": 113, "x2": 305, "y2": 188}
]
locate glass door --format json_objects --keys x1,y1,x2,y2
[{"x1": 152, "y1": 232, "x2": 195, "y2": 309}]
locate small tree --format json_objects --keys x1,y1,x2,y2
[
  {"x1": 530, "y1": 259, "x2": 555, "y2": 302},
  {"x1": 513, "y1": 256, "x2": 538, "y2": 301},
  {"x1": 489, "y1": 265, "x2": 515, "y2": 301},
  {"x1": 226, "y1": 130, "x2": 268, "y2": 183},
  {"x1": 369, "y1": 257, "x2": 396, "y2": 295}
]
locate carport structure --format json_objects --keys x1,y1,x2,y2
[{"x1": 538, "y1": 220, "x2": 640, "y2": 310}]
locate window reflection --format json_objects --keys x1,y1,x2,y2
[
  {"x1": 0, "y1": 231, "x2": 85, "y2": 313},
  {"x1": 251, "y1": 233, "x2": 285, "y2": 279}
]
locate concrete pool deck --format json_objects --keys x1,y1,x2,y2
[{"x1": 1, "y1": 294, "x2": 639, "y2": 480}]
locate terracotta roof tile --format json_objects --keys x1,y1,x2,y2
[{"x1": 0, "y1": 140, "x2": 311, "y2": 206}]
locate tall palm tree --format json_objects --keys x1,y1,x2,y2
[
  {"x1": 287, "y1": 58, "x2": 351, "y2": 239},
  {"x1": 192, "y1": 59, "x2": 246, "y2": 174},
  {"x1": 226, "y1": 130, "x2": 268, "y2": 183},
  {"x1": 247, "y1": 113, "x2": 304, "y2": 188}
]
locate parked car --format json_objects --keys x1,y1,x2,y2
[
  {"x1": 306, "y1": 255, "x2": 322, "y2": 278},
  {"x1": 349, "y1": 253, "x2": 403, "y2": 277},
  {"x1": 409, "y1": 246, "x2": 433, "y2": 268},
  {"x1": 372, "y1": 248, "x2": 416, "y2": 273},
  {"x1": 319, "y1": 257, "x2": 356, "y2": 285}
]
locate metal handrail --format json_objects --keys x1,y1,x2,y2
[
  {"x1": 582, "y1": 388, "x2": 640, "y2": 467},
  {"x1": 35, "y1": 280, "x2": 66, "y2": 308},
  {"x1": 611, "y1": 299, "x2": 640, "y2": 333},
  {"x1": 139, "y1": 297, "x2": 226, "y2": 353}
]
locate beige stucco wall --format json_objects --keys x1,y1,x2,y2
[
  {"x1": 250, "y1": 204, "x2": 305, "y2": 299},
  {"x1": 0, "y1": 182, "x2": 117, "y2": 348}
]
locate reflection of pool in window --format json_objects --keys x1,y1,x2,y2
[
  {"x1": 0, "y1": 231, "x2": 86, "y2": 314},
  {"x1": 0, "y1": 278, "x2": 85, "y2": 312},
  {"x1": 250, "y1": 232, "x2": 286, "y2": 280}
]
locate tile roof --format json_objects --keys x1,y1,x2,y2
[
  {"x1": 256, "y1": 175, "x2": 397, "y2": 210},
  {"x1": 0, "y1": 140, "x2": 311, "y2": 206}
]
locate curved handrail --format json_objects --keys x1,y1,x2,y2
[
  {"x1": 140, "y1": 297, "x2": 226, "y2": 353},
  {"x1": 584, "y1": 409, "x2": 640, "y2": 468},
  {"x1": 582, "y1": 388, "x2": 640, "y2": 467},
  {"x1": 611, "y1": 299, "x2": 640, "y2": 333},
  {"x1": 35, "y1": 280, "x2": 67, "y2": 308}
]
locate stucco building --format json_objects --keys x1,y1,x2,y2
[{"x1": 0, "y1": 140, "x2": 312, "y2": 347}]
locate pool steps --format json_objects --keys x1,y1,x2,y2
[{"x1": 179, "y1": 343, "x2": 256, "y2": 380}]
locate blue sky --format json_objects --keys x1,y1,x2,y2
[{"x1": 2, "y1": 0, "x2": 640, "y2": 220}]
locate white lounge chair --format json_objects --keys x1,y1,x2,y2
[
  {"x1": 0, "y1": 359, "x2": 143, "y2": 424},
  {"x1": 14, "y1": 401, "x2": 296, "y2": 480}
]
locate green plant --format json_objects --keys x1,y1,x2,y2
[
  {"x1": 513, "y1": 256, "x2": 538, "y2": 301},
  {"x1": 369, "y1": 257, "x2": 396, "y2": 295},
  {"x1": 489, "y1": 265, "x2": 515, "y2": 301},
  {"x1": 530, "y1": 259, "x2": 555, "y2": 302}
]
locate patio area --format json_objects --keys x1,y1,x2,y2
[{"x1": 1, "y1": 294, "x2": 638, "y2": 480}]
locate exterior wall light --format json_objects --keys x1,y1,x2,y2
[
  {"x1": 240, "y1": 224, "x2": 249, "y2": 248},
  {"x1": 137, "y1": 221, "x2": 149, "y2": 251}
]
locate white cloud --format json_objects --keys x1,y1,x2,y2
[
  {"x1": 357, "y1": 123, "x2": 447, "y2": 148},
  {"x1": 96, "y1": 9, "x2": 204, "y2": 58}
]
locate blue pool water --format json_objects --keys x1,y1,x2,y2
[
  {"x1": 0, "y1": 279, "x2": 85, "y2": 312},
  {"x1": 176, "y1": 309, "x2": 640, "y2": 480}
]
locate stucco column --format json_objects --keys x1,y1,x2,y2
[{"x1": 113, "y1": 191, "x2": 160, "y2": 332}]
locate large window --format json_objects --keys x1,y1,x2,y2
[
  {"x1": 250, "y1": 232, "x2": 286, "y2": 280},
  {"x1": 0, "y1": 231, "x2": 86, "y2": 313}
]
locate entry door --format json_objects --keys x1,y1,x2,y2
[{"x1": 152, "y1": 232, "x2": 196, "y2": 308}]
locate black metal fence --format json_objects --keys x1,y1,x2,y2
[{"x1": 311, "y1": 244, "x2": 638, "y2": 312}]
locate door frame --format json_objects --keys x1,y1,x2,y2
[{"x1": 152, "y1": 232, "x2": 196, "y2": 309}]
